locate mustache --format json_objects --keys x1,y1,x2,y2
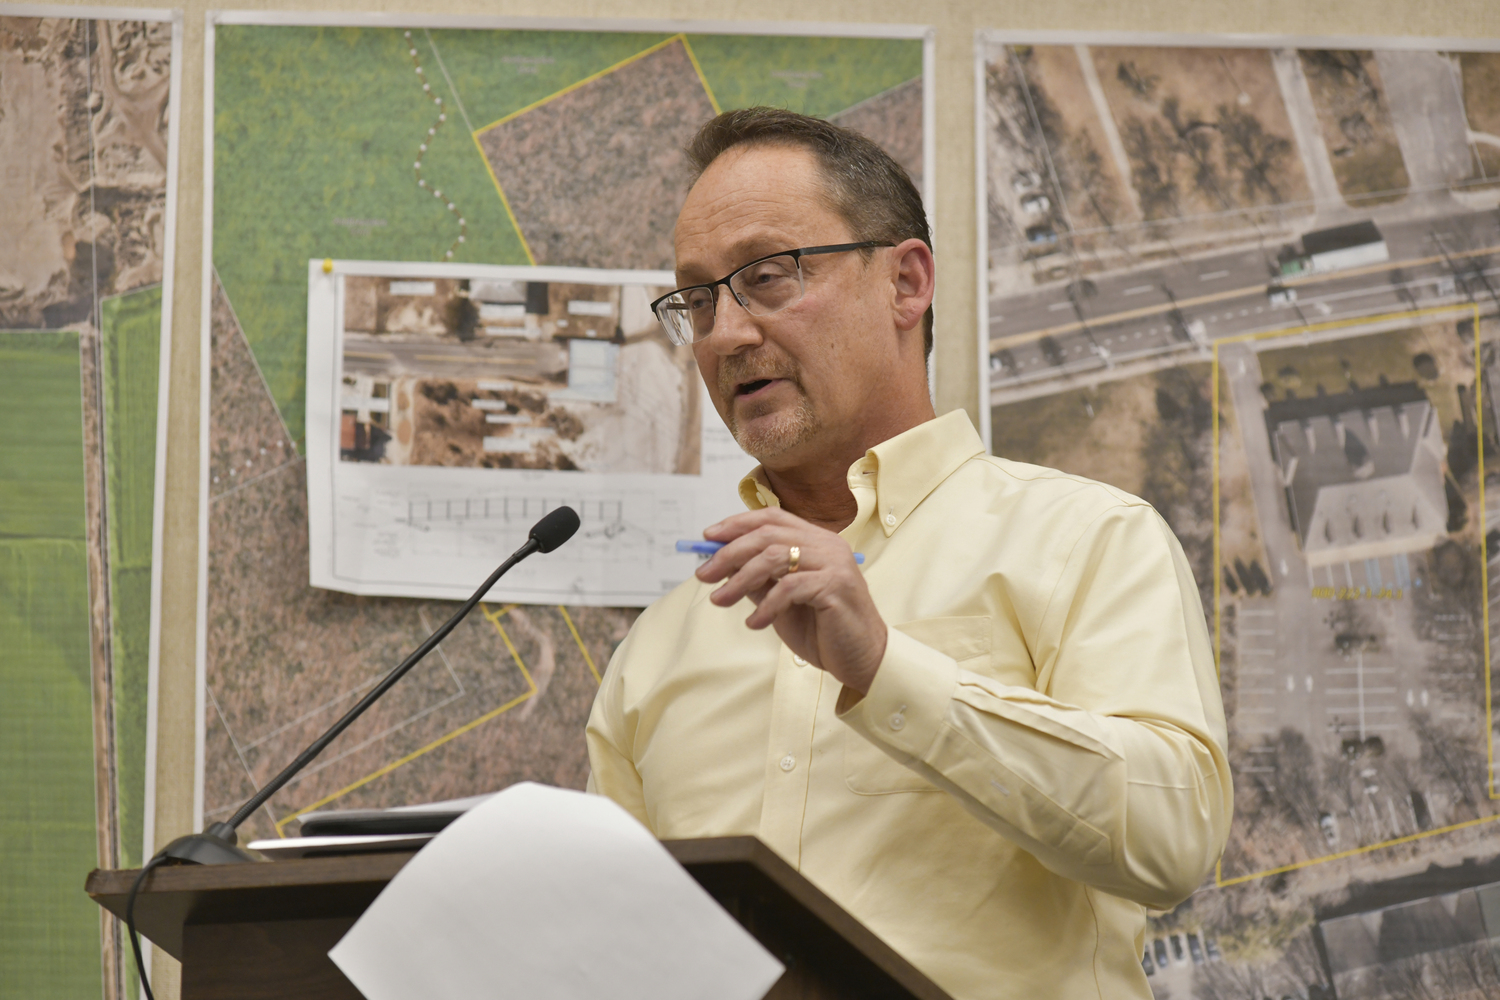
[{"x1": 716, "y1": 354, "x2": 803, "y2": 396}]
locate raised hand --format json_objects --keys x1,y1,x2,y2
[{"x1": 695, "y1": 508, "x2": 886, "y2": 694}]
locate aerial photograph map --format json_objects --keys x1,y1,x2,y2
[
  {"x1": 0, "y1": 12, "x2": 174, "y2": 1000},
  {"x1": 980, "y1": 33, "x2": 1500, "y2": 999},
  {"x1": 334, "y1": 274, "x2": 695, "y2": 475},
  {"x1": 204, "y1": 16, "x2": 927, "y2": 864},
  {"x1": 302, "y1": 261, "x2": 749, "y2": 608}
]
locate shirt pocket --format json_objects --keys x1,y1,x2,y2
[{"x1": 845, "y1": 615, "x2": 993, "y2": 795}]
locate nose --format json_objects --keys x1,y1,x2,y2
[{"x1": 701, "y1": 284, "x2": 763, "y2": 355}]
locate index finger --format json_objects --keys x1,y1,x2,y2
[{"x1": 703, "y1": 507, "x2": 806, "y2": 542}]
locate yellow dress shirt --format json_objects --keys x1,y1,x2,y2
[{"x1": 586, "y1": 409, "x2": 1232, "y2": 999}]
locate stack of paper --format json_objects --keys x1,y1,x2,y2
[
  {"x1": 329, "y1": 783, "x2": 785, "y2": 1000},
  {"x1": 247, "y1": 793, "x2": 496, "y2": 859}
]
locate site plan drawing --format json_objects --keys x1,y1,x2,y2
[
  {"x1": 201, "y1": 12, "x2": 931, "y2": 863},
  {"x1": 0, "y1": 7, "x2": 180, "y2": 999},
  {"x1": 305, "y1": 259, "x2": 754, "y2": 604},
  {"x1": 979, "y1": 29, "x2": 1500, "y2": 1000}
]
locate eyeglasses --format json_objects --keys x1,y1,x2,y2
[{"x1": 650, "y1": 241, "x2": 891, "y2": 346}]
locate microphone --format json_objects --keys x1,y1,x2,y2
[
  {"x1": 162, "y1": 504, "x2": 581, "y2": 864},
  {"x1": 124, "y1": 507, "x2": 581, "y2": 997},
  {"x1": 529, "y1": 505, "x2": 581, "y2": 552}
]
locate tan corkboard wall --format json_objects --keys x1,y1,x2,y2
[{"x1": 35, "y1": 0, "x2": 1499, "y2": 993}]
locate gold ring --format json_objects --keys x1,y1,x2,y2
[{"x1": 788, "y1": 546, "x2": 801, "y2": 573}]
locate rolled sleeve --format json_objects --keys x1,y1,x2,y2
[
  {"x1": 837, "y1": 502, "x2": 1231, "y2": 910},
  {"x1": 837, "y1": 626, "x2": 960, "y2": 762}
]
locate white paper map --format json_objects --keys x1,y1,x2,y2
[{"x1": 306, "y1": 259, "x2": 755, "y2": 605}]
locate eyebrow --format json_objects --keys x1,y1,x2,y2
[{"x1": 675, "y1": 234, "x2": 794, "y2": 285}]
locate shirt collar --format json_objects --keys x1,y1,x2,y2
[
  {"x1": 738, "y1": 466, "x2": 782, "y2": 511},
  {"x1": 736, "y1": 409, "x2": 985, "y2": 536}
]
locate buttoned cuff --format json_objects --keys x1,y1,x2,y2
[{"x1": 837, "y1": 627, "x2": 959, "y2": 762}]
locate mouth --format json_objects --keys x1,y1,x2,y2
[{"x1": 734, "y1": 378, "x2": 779, "y2": 399}]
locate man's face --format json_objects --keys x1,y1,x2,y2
[{"x1": 673, "y1": 145, "x2": 902, "y2": 467}]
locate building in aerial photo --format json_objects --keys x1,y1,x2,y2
[
  {"x1": 1315, "y1": 857, "x2": 1500, "y2": 999},
  {"x1": 1264, "y1": 381, "x2": 1448, "y2": 567}
]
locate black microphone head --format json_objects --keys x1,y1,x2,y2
[{"x1": 530, "y1": 506, "x2": 580, "y2": 553}]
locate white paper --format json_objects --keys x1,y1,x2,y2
[
  {"x1": 297, "y1": 792, "x2": 494, "y2": 824},
  {"x1": 305, "y1": 259, "x2": 756, "y2": 607},
  {"x1": 328, "y1": 783, "x2": 784, "y2": 1000},
  {"x1": 247, "y1": 833, "x2": 435, "y2": 859}
]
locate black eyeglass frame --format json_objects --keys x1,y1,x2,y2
[{"x1": 650, "y1": 241, "x2": 893, "y2": 344}]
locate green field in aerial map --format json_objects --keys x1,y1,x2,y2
[
  {"x1": 212, "y1": 23, "x2": 922, "y2": 444},
  {"x1": 0, "y1": 331, "x2": 101, "y2": 997},
  {"x1": 101, "y1": 286, "x2": 162, "y2": 871}
]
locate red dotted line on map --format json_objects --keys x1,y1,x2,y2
[{"x1": 405, "y1": 30, "x2": 466, "y2": 260}]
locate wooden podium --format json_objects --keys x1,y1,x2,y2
[{"x1": 88, "y1": 836, "x2": 951, "y2": 1000}]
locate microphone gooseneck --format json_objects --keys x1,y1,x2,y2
[
  {"x1": 224, "y1": 504, "x2": 580, "y2": 839},
  {"x1": 126, "y1": 506, "x2": 582, "y2": 999},
  {"x1": 146, "y1": 504, "x2": 583, "y2": 859}
]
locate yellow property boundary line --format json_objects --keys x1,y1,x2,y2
[
  {"x1": 272, "y1": 603, "x2": 601, "y2": 834},
  {"x1": 471, "y1": 134, "x2": 537, "y2": 265},
  {"x1": 1217, "y1": 812, "x2": 1500, "y2": 888},
  {"x1": 469, "y1": 33, "x2": 720, "y2": 266},
  {"x1": 681, "y1": 36, "x2": 722, "y2": 115},
  {"x1": 558, "y1": 605, "x2": 602, "y2": 683},
  {"x1": 1211, "y1": 303, "x2": 1493, "y2": 887}
]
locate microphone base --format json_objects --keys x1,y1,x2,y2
[{"x1": 156, "y1": 830, "x2": 257, "y2": 866}]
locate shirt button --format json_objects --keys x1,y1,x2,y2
[
  {"x1": 792, "y1": 654, "x2": 807, "y2": 667},
  {"x1": 884, "y1": 513, "x2": 897, "y2": 527},
  {"x1": 779, "y1": 754, "x2": 796, "y2": 772},
  {"x1": 889, "y1": 714, "x2": 906, "y2": 731}
]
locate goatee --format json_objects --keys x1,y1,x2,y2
[{"x1": 717, "y1": 355, "x2": 821, "y2": 461}]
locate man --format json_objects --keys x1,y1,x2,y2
[{"x1": 586, "y1": 108, "x2": 1231, "y2": 999}]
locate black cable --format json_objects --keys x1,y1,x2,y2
[{"x1": 126, "y1": 854, "x2": 167, "y2": 1000}]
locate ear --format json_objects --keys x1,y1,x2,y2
[{"x1": 889, "y1": 238, "x2": 935, "y2": 334}]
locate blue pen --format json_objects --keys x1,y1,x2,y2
[{"x1": 677, "y1": 539, "x2": 864, "y2": 565}]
